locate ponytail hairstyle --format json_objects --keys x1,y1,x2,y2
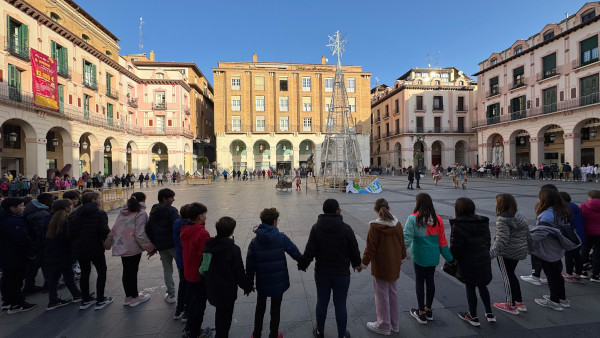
[
  {"x1": 374, "y1": 198, "x2": 394, "y2": 222},
  {"x1": 413, "y1": 193, "x2": 439, "y2": 227},
  {"x1": 46, "y1": 199, "x2": 73, "y2": 239},
  {"x1": 127, "y1": 192, "x2": 146, "y2": 212}
]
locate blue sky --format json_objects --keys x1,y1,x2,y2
[{"x1": 78, "y1": 0, "x2": 590, "y2": 87}]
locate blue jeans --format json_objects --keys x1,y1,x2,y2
[{"x1": 315, "y1": 272, "x2": 350, "y2": 338}]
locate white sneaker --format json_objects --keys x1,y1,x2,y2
[
  {"x1": 543, "y1": 295, "x2": 569, "y2": 308},
  {"x1": 520, "y1": 275, "x2": 542, "y2": 286},
  {"x1": 164, "y1": 293, "x2": 176, "y2": 304},
  {"x1": 129, "y1": 293, "x2": 150, "y2": 307},
  {"x1": 540, "y1": 278, "x2": 548, "y2": 284},
  {"x1": 535, "y1": 298, "x2": 563, "y2": 311},
  {"x1": 366, "y1": 322, "x2": 390, "y2": 336}
]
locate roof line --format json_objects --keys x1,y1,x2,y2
[
  {"x1": 132, "y1": 61, "x2": 214, "y2": 92},
  {"x1": 62, "y1": 0, "x2": 119, "y2": 42}
]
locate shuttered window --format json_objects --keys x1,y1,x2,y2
[{"x1": 542, "y1": 53, "x2": 556, "y2": 78}]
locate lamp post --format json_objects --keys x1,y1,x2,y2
[
  {"x1": 591, "y1": 129, "x2": 597, "y2": 139},
  {"x1": 52, "y1": 138, "x2": 59, "y2": 147}
]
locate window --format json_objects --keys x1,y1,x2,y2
[
  {"x1": 581, "y1": 35, "x2": 599, "y2": 66},
  {"x1": 81, "y1": 34, "x2": 90, "y2": 42},
  {"x1": 416, "y1": 96, "x2": 424, "y2": 110},
  {"x1": 394, "y1": 99, "x2": 399, "y2": 114},
  {"x1": 105, "y1": 50, "x2": 112, "y2": 57},
  {"x1": 232, "y1": 116, "x2": 241, "y2": 131},
  {"x1": 58, "y1": 84, "x2": 64, "y2": 112},
  {"x1": 457, "y1": 96, "x2": 465, "y2": 111},
  {"x1": 7, "y1": 64, "x2": 22, "y2": 102},
  {"x1": 395, "y1": 120, "x2": 399, "y2": 134},
  {"x1": 510, "y1": 95, "x2": 526, "y2": 120},
  {"x1": 279, "y1": 96, "x2": 289, "y2": 111},
  {"x1": 542, "y1": 87, "x2": 557, "y2": 113},
  {"x1": 486, "y1": 103, "x2": 500, "y2": 124},
  {"x1": 155, "y1": 91, "x2": 166, "y2": 104},
  {"x1": 325, "y1": 77, "x2": 334, "y2": 92},
  {"x1": 325, "y1": 97, "x2": 332, "y2": 112},
  {"x1": 458, "y1": 117, "x2": 465, "y2": 133},
  {"x1": 50, "y1": 12, "x2": 60, "y2": 22},
  {"x1": 303, "y1": 118, "x2": 312, "y2": 131},
  {"x1": 107, "y1": 103, "x2": 114, "y2": 125},
  {"x1": 347, "y1": 77, "x2": 355, "y2": 92},
  {"x1": 156, "y1": 73, "x2": 164, "y2": 79},
  {"x1": 83, "y1": 94, "x2": 90, "y2": 119},
  {"x1": 255, "y1": 75, "x2": 265, "y2": 91},
  {"x1": 433, "y1": 96, "x2": 443, "y2": 110},
  {"x1": 490, "y1": 58, "x2": 497, "y2": 66},
  {"x1": 489, "y1": 76, "x2": 499, "y2": 96},
  {"x1": 434, "y1": 117, "x2": 441, "y2": 133},
  {"x1": 416, "y1": 116, "x2": 424, "y2": 133},
  {"x1": 255, "y1": 96, "x2": 265, "y2": 111},
  {"x1": 7, "y1": 17, "x2": 29, "y2": 60},
  {"x1": 441, "y1": 73, "x2": 450, "y2": 82},
  {"x1": 302, "y1": 77, "x2": 311, "y2": 91},
  {"x1": 459, "y1": 81, "x2": 464, "y2": 86},
  {"x1": 348, "y1": 97, "x2": 356, "y2": 112},
  {"x1": 543, "y1": 31, "x2": 554, "y2": 41},
  {"x1": 434, "y1": 80, "x2": 440, "y2": 85},
  {"x1": 582, "y1": 10, "x2": 596, "y2": 23},
  {"x1": 256, "y1": 116, "x2": 265, "y2": 131},
  {"x1": 514, "y1": 46, "x2": 523, "y2": 55},
  {"x1": 51, "y1": 41, "x2": 68, "y2": 77},
  {"x1": 231, "y1": 96, "x2": 241, "y2": 111},
  {"x1": 82, "y1": 59, "x2": 97, "y2": 89},
  {"x1": 302, "y1": 97, "x2": 312, "y2": 112},
  {"x1": 542, "y1": 53, "x2": 557, "y2": 78},
  {"x1": 280, "y1": 116, "x2": 289, "y2": 131},
  {"x1": 580, "y1": 74, "x2": 599, "y2": 106},
  {"x1": 513, "y1": 66, "x2": 525, "y2": 88},
  {"x1": 279, "y1": 77, "x2": 288, "y2": 91},
  {"x1": 231, "y1": 75, "x2": 241, "y2": 90},
  {"x1": 106, "y1": 73, "x2": 114, "y2": 96}
]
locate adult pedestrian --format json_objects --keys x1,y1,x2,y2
[
  {"x1": 145, "y1": 188, "x2": 180, "y2": 304},
  {"x1": 68, "y1": 191, "x2": 113, "y2": 310},
  {"x1": 580, "y1": 190, "x2": 600, "y2": 282},
  {"x1": 359, "y1": 198, "x2": 406, "y2": 335},
  {"x1": 450, "y1": 198, "x2": 496, "y2": 326},
  {"x1": 407, "y1": 166, "x2": 415, "y2": 190},
  {"x1": 490, "y1": 194, "x2": 530, "y2": 314},
  {"x1": 404, "y1": 193, "x2": 454, "y2": 324},
  {"x1": 23, "y1": 193, "x2": 54, "y2": 293},
  {"x1": 138, "y1": 173, "x2": 144, "y2": 188},
  {"x1": 110, "y1": 192, "x2": 155, "y2": 307},
  {"x1": 144, "y1": 173, "x2": 150, "y2": 188},
  {"x1": 299, "y1": 199, "x2": 361, "y2": 338}
]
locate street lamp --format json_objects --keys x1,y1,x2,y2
[
  {"x1": 104, "y1": 144, "x2": 111, "y2": 153},
  {"x1": 549, "y1": 133, "x2": 556, "y2": 142},
  {"x1": 495, "y1": 141, "x2": 500, "y2": 146},
  {"x1": 8, "y1": 132, "x2": 17, "y2": 143},
  {"x1": 157, "y1": 147, "x2": 162, "y2": 155},
  {"x1": 127, "y1": 146, "x2": 132, "y2": 154},
  {"x1": 519, "y1": 137, "x2": 525, "y2": 145},
  {"x1": 52, "y1": 138, "x2": 59, "y2": 147},
  {"x1": 306, "y1": 144, "x2": 309, "y2": 151},
  {"x1": 591, "y1": 129, "x2": 597, "y2": 139},
  {"x1": 81, "y1": 141, "x2": 88, "y2": 150}
]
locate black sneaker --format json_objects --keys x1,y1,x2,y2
[
  {"x1": 459, "y1": 312, "x2": 480, "y2": 327},
  {"x1": 1, "y1": 303, "x2": 10, "y2": 311},
  {"x1": 174, "y1": 309, "x2": 185, "y2": 320},
  {"x1": 7, "y1": 302, "x2": 37, "y2": 314},
  {"x1": 47, "y1": 298, "x2": 71, "y2": 311},
  {"x1": 312, "y1": 325, "x2": 324, "y2": 338},
  {"x1": 95, "y1": 296, "x2": 114, "y2": 310},
  {"x1": 486, "y1": 313, "x2": 497, "y2": 322},
  {"x1": 410, "y1": 308, "x2": 427, "y2": 324},
  {"x1": 343, "y1": 330, "x2": 351, "y2": 338},
  {"x1": 426, "y1": 310, "x2": 433, "y2": 321}
]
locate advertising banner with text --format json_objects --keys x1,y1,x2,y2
[{"x1": 30, "y1": 48, "x2": 58, "y2": 110}]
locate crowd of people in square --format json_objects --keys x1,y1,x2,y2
[{"x1": 1, "y1": 181, "x2": 600, "y2": 337}]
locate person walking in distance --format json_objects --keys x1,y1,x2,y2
[
  {"x1": 359, "y1": 198, "x2": 406, "y2": 335},
  {"x1": 298, "y1": 199, "x2": 361, "y2": 338},
  {"x1": 404, "y1": 193, "x2": 454, "y2": 324},
  {"x1": 145, "y1": 188, "x2": 180, "y2": 304},
  {"x1": 407, "y1": 166, "x2": 415, "y2": 190},
  {"x1": 246, "y1": 208, "x2": 303, "y2": 338},
  {"x1": 68, "y1": 192, "x2": 113, "y2": 310},
  {"x1": 490, "y1": 194, "x2": 530, "y2": 315}
]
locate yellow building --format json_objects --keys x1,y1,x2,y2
[
  {"x1": 0, "y1": 0, "x2": 210, "y2": 178},
  {"x1": 213, "y1": 54, "x2": 371, "y2": 172}
]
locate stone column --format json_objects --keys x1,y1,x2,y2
[
  {"x1": 63, "y1": 142, "x2": 77, "y2": 178},
  {"x1": 26, "y1": 138, "x2": 46, "y2": 178},
  {"x1": 504, "y1": 140, "x2": 514, "y2": 166},
  {"x1": 563, "y1": 133, "x2": 579, "y2": 166},
  {"x1": 529, "y1": 137, "x2": 543, "y2": 166},
  {"x1": 445, "y1": 147, "x2": 456, "y2": 167}
]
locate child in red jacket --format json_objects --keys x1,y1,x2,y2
[{"x1": 180, "y1": 203, "x2": 210, "y2": 338}]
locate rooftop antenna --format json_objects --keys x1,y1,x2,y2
[
  {"x1": 426, "y1": 53, "x2": 431, "y2": 68},
  {"x1": 139, "y1": 17, "x2": 145, "y2": 54},
  {"x1": 375, "y1": 77, "x2": 380, "y2": 87}
]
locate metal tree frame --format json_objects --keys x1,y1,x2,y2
[{"x1": 320, "y1": 31, "x2": 362, "y2": 187}]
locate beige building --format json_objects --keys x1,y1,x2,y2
[
  {"x1": 370, "y1": 67, "x2": 477, "y2": 169},
  {"x1": 474, "y1": 2, "x2": 600, "y2": 167},
  {"x1": 213, "y1": 54, "x2": 371, "y2": 172}
]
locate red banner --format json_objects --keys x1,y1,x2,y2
[{"x1": 30, "y1": 48, "x2": 58, "y2": 110}]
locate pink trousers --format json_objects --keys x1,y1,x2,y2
[{"x1": 373, "y1": 277, "x2": 398, "y2": 331}]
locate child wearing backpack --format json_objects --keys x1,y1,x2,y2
[
  {"x1": 246, "y1": 208, "x2": 302, "y2": 338},
  {"x1": 200, "y1": 216, "x2": 252, "y2": 338}
]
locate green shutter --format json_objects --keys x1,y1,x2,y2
[
  {"x1": 543, "y1": 53, "x2": 556, "y2": 73},
  {"x1": 15, "y1": 66, "x2": 21, "y2": 90},
  {"x1": 51, "y1": 41, "x2": 57, "y2": 59},
  {"x1": 61, "y1": 45, "x2": 67, "y2": 70},
  {"x1": 82, "y1": 58, "x2": 86, "y2": 80},
  {"x1": 58, "y1": 84, "x2": 64, "y2": 103},
  {"x1": 106, "y1": 73, "x2": 111, "y2": 92},
  {"x1": 8, "y1": 64, "x2": 16, "y2": 87},
  {"x1": 581, "y1": 36, "x2": 598, "y2": 52},
  {"x1": 92, "y1": 64, "x2": 96, "y2": 86},
  {"x1": 6, "y1": 15, "x2": 10, "y2": 45},
  {"x1": 513, "y1": 66, "x2": 524, "y2": 76},
  {"x1": 20, "y1": 23, "x2": 28, "y2": 52}
]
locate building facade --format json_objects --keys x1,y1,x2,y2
[
  {"x1": 213, "y1": 54, "x2": 371, "y2": 173},
  {"x1": 370, "y1": 67, "x2": 477, "y2": 170},
  {"x1": 0, "y1": 0, "x2": 208, "y2": 179},
  {"x1": 474, "y1": 2, "x2": 600, "y2": 167}
]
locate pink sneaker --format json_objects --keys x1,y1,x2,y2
[
  {"x1": 129, "y1": 293, "x2": 150, "y2": 307},
  {"x1": 493, "y1": 302, "x2": 519, "y2": 315},
  {"x1": 123, "y1": 297, "x2": 133, "y2": 306},
  {"x1": 515, "y1": 302, "x2": 527, "y2": 312}
]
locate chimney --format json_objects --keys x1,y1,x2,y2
[
  {"x1": 321, "y1": 55, "x2": 326, "y2": 65},
  {"x1": 149, "y1": 50, "x2": 155, "y2": 61},
  {"x1": 252, "y1": 53, "x2": 257, "y2": 62}
]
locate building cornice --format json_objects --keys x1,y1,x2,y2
[
  {"x1": 141, "y1": 79, "x2": 191, "y2": 92},
  {"x1": 62, "y1": 0, "x2": 119, "y2": 42},
  {"x1": 132, "y1": 61, "x2": 214, "y2": 93},
  {"x1": 473, "y1": 13, "x2": 600, "y2": 77},
  {"x1": 371, "y1": 84, "x2": 475, "y2": 109}
]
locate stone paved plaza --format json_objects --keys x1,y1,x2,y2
[{"x1": 2, "y1": 175, "x2": 600, "y2": 338}]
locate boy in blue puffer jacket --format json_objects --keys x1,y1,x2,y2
[{"x1": 246, "y1": 208, "x2": 302, "y2": 338}]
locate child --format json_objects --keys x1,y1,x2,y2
[
  {"x1": 295, "y1": 174, "x2": 302, "y2": 191},
  {"x1": 200, "y1": 217, "x2": 252, "y2": 338},
  {"x1": 172, "y1": 204, "x2": 190, "y2": 320},
  {"x1": 246, "y1": 208, "x2": 302, "y2": 338},
  {"x1": 180, "y1": 203, "x2": 210, "y2": 338}
]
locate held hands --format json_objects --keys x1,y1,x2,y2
[
  {"x1": 354, "y1": 263, "x2": 368, "y2": 273},
  {"x1": 147, "y1": 249, "x2": 157, "y2": 259}
]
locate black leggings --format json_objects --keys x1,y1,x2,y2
[
  {"x1": 78, "y1": 253, "x2": 107, "y2": 302},
  {"x1": 253, "y1": 294, "x2": 283, "y2": 338},
  {"x1": 466, "y1": 283, "x2": 491, "y2": 316},
  {"x1": 414, "y1": 263, "x2": 435, "y2": 311},
  {"x1": 497, "y1": 257, "x2": 522, "y2": 305},
  {"x1": 121, "y1": 254, "x2": 141, "y2": 298},
  {"x1": 565, "y1": 248, "x2": 583, "y2": 275},
  {"x1": 531, "y1": 255, "x2": 544, "y2": 278},
  {"x1": 541, "y1": 259, "x2": 565, "y2": 303}
]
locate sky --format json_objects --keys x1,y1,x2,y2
[{"x1": 77, "y1": 0, "x2": 591, "y2": 88}]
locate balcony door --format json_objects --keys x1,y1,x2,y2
[{"x1": 156, "y1": 116, "x2": 166, "y2": 133}]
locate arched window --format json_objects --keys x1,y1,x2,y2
[
  {"x1": 156, "y1": 73, "x2": 165, "y2": 79},
  {"x1": 459, "y1": 81, "x2": 464, "y2": 86},
  {"x1": 106, "y1": 50, "x2": 112, "y2": 57},
  {"x1": 82, "y1": 34, "x2": 90, "y2": 43},
  {"x1": 434, "y1": 80, "x2": 440, "y2": 85},
  {"x1": 490, "y1": 58, "x2": 498, "y2": 66},
  {"x1": 50, "y1": 12, "x2": 60, "y2": 22},
  {"x1": 514, "y1": 46, "x2": 523, "y2": 55},
  {"x1": 417, "y1": 80, "x2": 423, "y2": 85}
]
